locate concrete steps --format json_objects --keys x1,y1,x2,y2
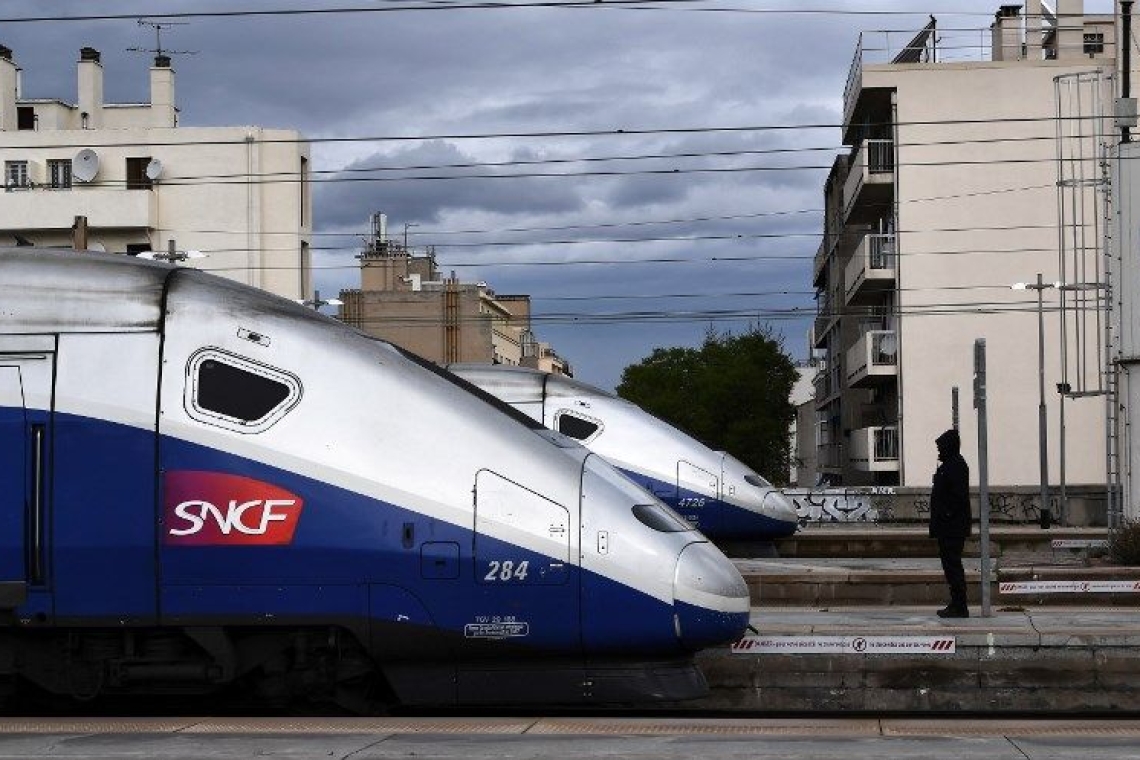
[
  {"x1": 772, "y1": 525, "x2": 1109, "y2": 560},
  {"x1": 732, "y1": 524, "x2": 1139, "y2": 607}
]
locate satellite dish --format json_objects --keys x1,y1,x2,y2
[
  {"x1": 73, "y1": 149, "x2": 100, "y2": 182},
  {"x1": 145, "y1": 158, "x2": 164, "y2": 181}
]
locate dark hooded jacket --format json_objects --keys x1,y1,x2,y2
[{"x1": 929, "y1": 429, "x2": 972, "y2": 538}]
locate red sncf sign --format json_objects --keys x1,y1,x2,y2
[{"x1": 163, "y1": 470, "x2": 304, "y2": 546}]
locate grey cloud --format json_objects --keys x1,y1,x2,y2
[{"x1": 314, "y1": 140, "x2": 586, "y2": 228}]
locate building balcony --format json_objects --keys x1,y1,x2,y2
[
  {"x1": 812, "y1": 365, "x2": 841, "y2": 406},
  {"x1": 846, "y1": 329, "x2": 898, "y2": 387},
  {"x1": 844, "y1": 233, "x2": 897, "y2": 305},
  {"x1": 0, "y1": 186, "x2": 155, "y2": 231},
  {"x1": 817, "y1": 442, "x2": 845, "y2": 472},
  {"x1": 842, "y1": 140, "x2": 894, "y2": 224},
  {"x1": 850, "y1": 425, "x2": 899, "y2": 472},
  {"x1": 813, "y1": 237, "x2": 829, "y2": 286}
]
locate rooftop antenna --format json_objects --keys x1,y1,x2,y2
[{"x1": 127, "y1": 19, "x2": 198, "y2": 61}]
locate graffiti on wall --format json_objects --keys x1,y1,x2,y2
[
  {"x1": 785, "y1": 489, "x2": 1064, "y2": 525},
  {"x1": 785, "y1": 487, "x2": 896, "y2": 525}
]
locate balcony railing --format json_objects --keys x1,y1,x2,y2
[
  {"x1": 817, "y1": 442, "x2": 845, "y2": 471},
  {"x1": 846, "y1": 329, "x2": 898, "y2": 387},
  {"x1": 850, "y1": 425, "x2": 899, "y2": 472},
  {"x1": 844, "y1": 233, "x2": 896, "y2": 305},
  {"x1": 868, "y1": 233, "x2": 896, "y2": 269},
  {"x1": 865, "y1": 139, "x2": 895, "y2": 174},
  {"x1": 842, "y1": 140, "x2": 894, "y2": 222}
]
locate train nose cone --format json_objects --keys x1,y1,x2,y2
[
  {"x1": 672, "y1": 541, "x2": 750, "y2": 650},
  {"x1": 764, "y1": 490, "x2": 800, "y2": 527}
]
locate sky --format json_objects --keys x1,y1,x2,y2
[{"x1": 0, "y1": 0, "x2": 1113, "y2": 390}]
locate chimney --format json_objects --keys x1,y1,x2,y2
[
  {"x1": 0, "y1": 45, "x2": 16, "y2": 131},
  {"x1": 1054, "y1": 0, "x2": 1084, "y2": 61},
  {"x1": 990, "y1": 5, "x2": 1023, "y2": 62},
  {"x1": 77, "y1": 46, "x2": 103, "y2": 129},
  {"x1": 149, "y1": 54, "x2": 176, "y2": 128},
  {"x1": 1024, "y1": 0, "x2": 1042, "y2": 60}
]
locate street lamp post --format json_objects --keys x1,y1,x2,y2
[
  {"x1": 403, "y1": 222, "x2": 419, "y2": 251},
  {"x1": 1013, "y1": 274, "x2": 1057, "y2": 529}
]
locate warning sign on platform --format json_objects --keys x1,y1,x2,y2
[
  {"x1": 1050, "y1": 539, "x2": 1108, "y2": 550},
  {"x1": 999, "y1": 580, "x2": 1140, "y2": 594},
  {"x1": 731, "y1": 635, "x2": 955, "y2": 655}
]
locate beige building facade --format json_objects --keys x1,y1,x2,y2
[
  {"x1": 0, "y1": 45, "x2": 312, "y2": 300},
  {"x1": 339, "y1": 218, "x2": 571, "y2": 373},
  {"x1": 814, "y1": 2, "x2": 1114, "y2": 490}
]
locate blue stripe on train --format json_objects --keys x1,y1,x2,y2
[{"x1": 3, "y1": 409, "x2": 744, "y2": 655}]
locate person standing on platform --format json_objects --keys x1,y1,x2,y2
[{"x1": 929, "y1": 428, "x2": 972, "y2": 618}]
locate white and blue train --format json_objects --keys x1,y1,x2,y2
[
  {"x1": 448, "y1": 365, "x2": 799, "y2": 542},
  {"x1": 0, "y1": 249, "x2": 749, "y2": 709}
]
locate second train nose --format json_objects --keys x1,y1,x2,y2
[{"x1": 672, "y1": 541, "x2": 750, "y2": 650}]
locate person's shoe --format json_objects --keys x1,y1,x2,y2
[{"x1": 937, "y1": 606, "x2": 969, "y2": 619}]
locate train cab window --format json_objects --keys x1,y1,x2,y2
[
  {"x1": 555, "y1": 410, "x2": 602, "y2": 442},
  {"x1": 186, "y1": 349, "x2": 301, "y2": 434},
  {"x1": 745, "y1": 474, "x2": 772, "y2": 488},
  {"x1": 632, "y1": 503, "x2": 691, "y2": 533}
]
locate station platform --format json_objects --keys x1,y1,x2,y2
[
  {"x1": 697, "y1": 604, "x2": 1140, "y2": 713},
  {"x1": 734, "y1": 557, "x2": 1140, "y2": 606}
]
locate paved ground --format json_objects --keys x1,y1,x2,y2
[{"x1": 0, "y1": 718, "x2": 1137, "y2": 759}]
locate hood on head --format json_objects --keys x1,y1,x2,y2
[{"x1": 935, "y1": 428, "x2": 960, "y2": 459}]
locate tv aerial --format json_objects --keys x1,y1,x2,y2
[{"x1": 127, "y1": 19, "x2": 198, "y2": 60}]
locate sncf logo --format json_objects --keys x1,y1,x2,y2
[{"x1": 163, "y1": 471, "x2": 304, "y2": 546}]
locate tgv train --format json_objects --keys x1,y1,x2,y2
[
  {"x1": 449, "y1": 365, "x2": 799, "y2": 542},
  {"x1": 0, "y1": 249, "x2": 749, "y2": 709}
]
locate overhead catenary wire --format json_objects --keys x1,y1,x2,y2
[
  {"x1": 0, "y1": 4, "x2": 1095, "y2": 24},
  {"x1": 6, "y1": 114, "x2": 1117, "y2": 151},
  {"x1": 79, "y1": 131, "x2": 1080, "y2": 189}
]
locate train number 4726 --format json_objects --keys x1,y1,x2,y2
[{"x1": 483, "y1": 560, "x2": 530, "y2": 582}]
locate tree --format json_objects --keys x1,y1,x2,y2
[{"x1": 616, "y1": 326, "x2": 798, "y2": 484}]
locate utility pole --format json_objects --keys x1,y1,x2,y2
[{"x1": 974, "y1": 339, "x2": 992, "y2": 618}]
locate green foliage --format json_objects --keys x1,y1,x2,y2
[
  {"x1": 1107, "y1": 519, "x2": 1140, "y2": 566},
  {"x1": 616, "y1": 326, "x2": 798, "y2": 485}
]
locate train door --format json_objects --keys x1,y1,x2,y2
[
  {"x1": 0, "y1": 339, "x2": 55, "y2": 621},
  {"x1": 472, "y1": 470, "x2": 578, "y2": 650},
  {"x1": 676, "y1": 460, "x2": 719, "y2": 534}
]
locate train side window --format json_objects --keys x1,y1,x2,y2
[
  {"x1": 555, "y1": 410, "x2": 602, "y2": 442},
  {"x1": 186, "y1": 349, "x2": 301, "y2": 434}
]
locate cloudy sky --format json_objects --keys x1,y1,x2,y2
[{"x1": 0, "y1": 0, "x2": 1112, "y2": 389}]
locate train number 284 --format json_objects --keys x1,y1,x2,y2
[{"x1": 484, "y1": 560, "x2": 530, "y2": 582}]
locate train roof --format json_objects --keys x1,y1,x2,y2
[
  {"x1": 0, "y1": 248, "x2": 173, "y2": 333},
  {"x1": 447, "y1": 363, "x2": 618, "y2": 404}
]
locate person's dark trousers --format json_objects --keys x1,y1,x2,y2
[{"x1": 937, "y1": 536, "x2": 968, "y2": 610}]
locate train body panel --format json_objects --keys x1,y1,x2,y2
[
  {"x1": 0, "y1": 249, "x2": 748, "y2": 707},
  {"x1": 449, "y1": 364, "x2": 799, "y2": 541}
]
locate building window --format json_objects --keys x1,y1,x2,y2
[
  {"x1": 126, "y1": 157, "x2": 153, "y2": 190},
  {"x1": 16, "y1": 106, "x2": 35, "y2": 131},
  {"x1": 1084, "y1": 32, "x2": 1105, "y2": 56},
  {"x1": 47, "y1": 159, "x2": 72, "y2": 189},
  {"x1": 4, "y1": 161, "x2": 28, "y2": 189}
]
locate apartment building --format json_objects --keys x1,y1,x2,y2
[
  {"x1": 0, "y1": 46, "x2": 311, "y2": 300},
  {"x1": 339, "y1": 215, "x2": 572, "y2": 373},
  {"x1": 814, "y1": 1, "x2": 1114, "y2": 489}
]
